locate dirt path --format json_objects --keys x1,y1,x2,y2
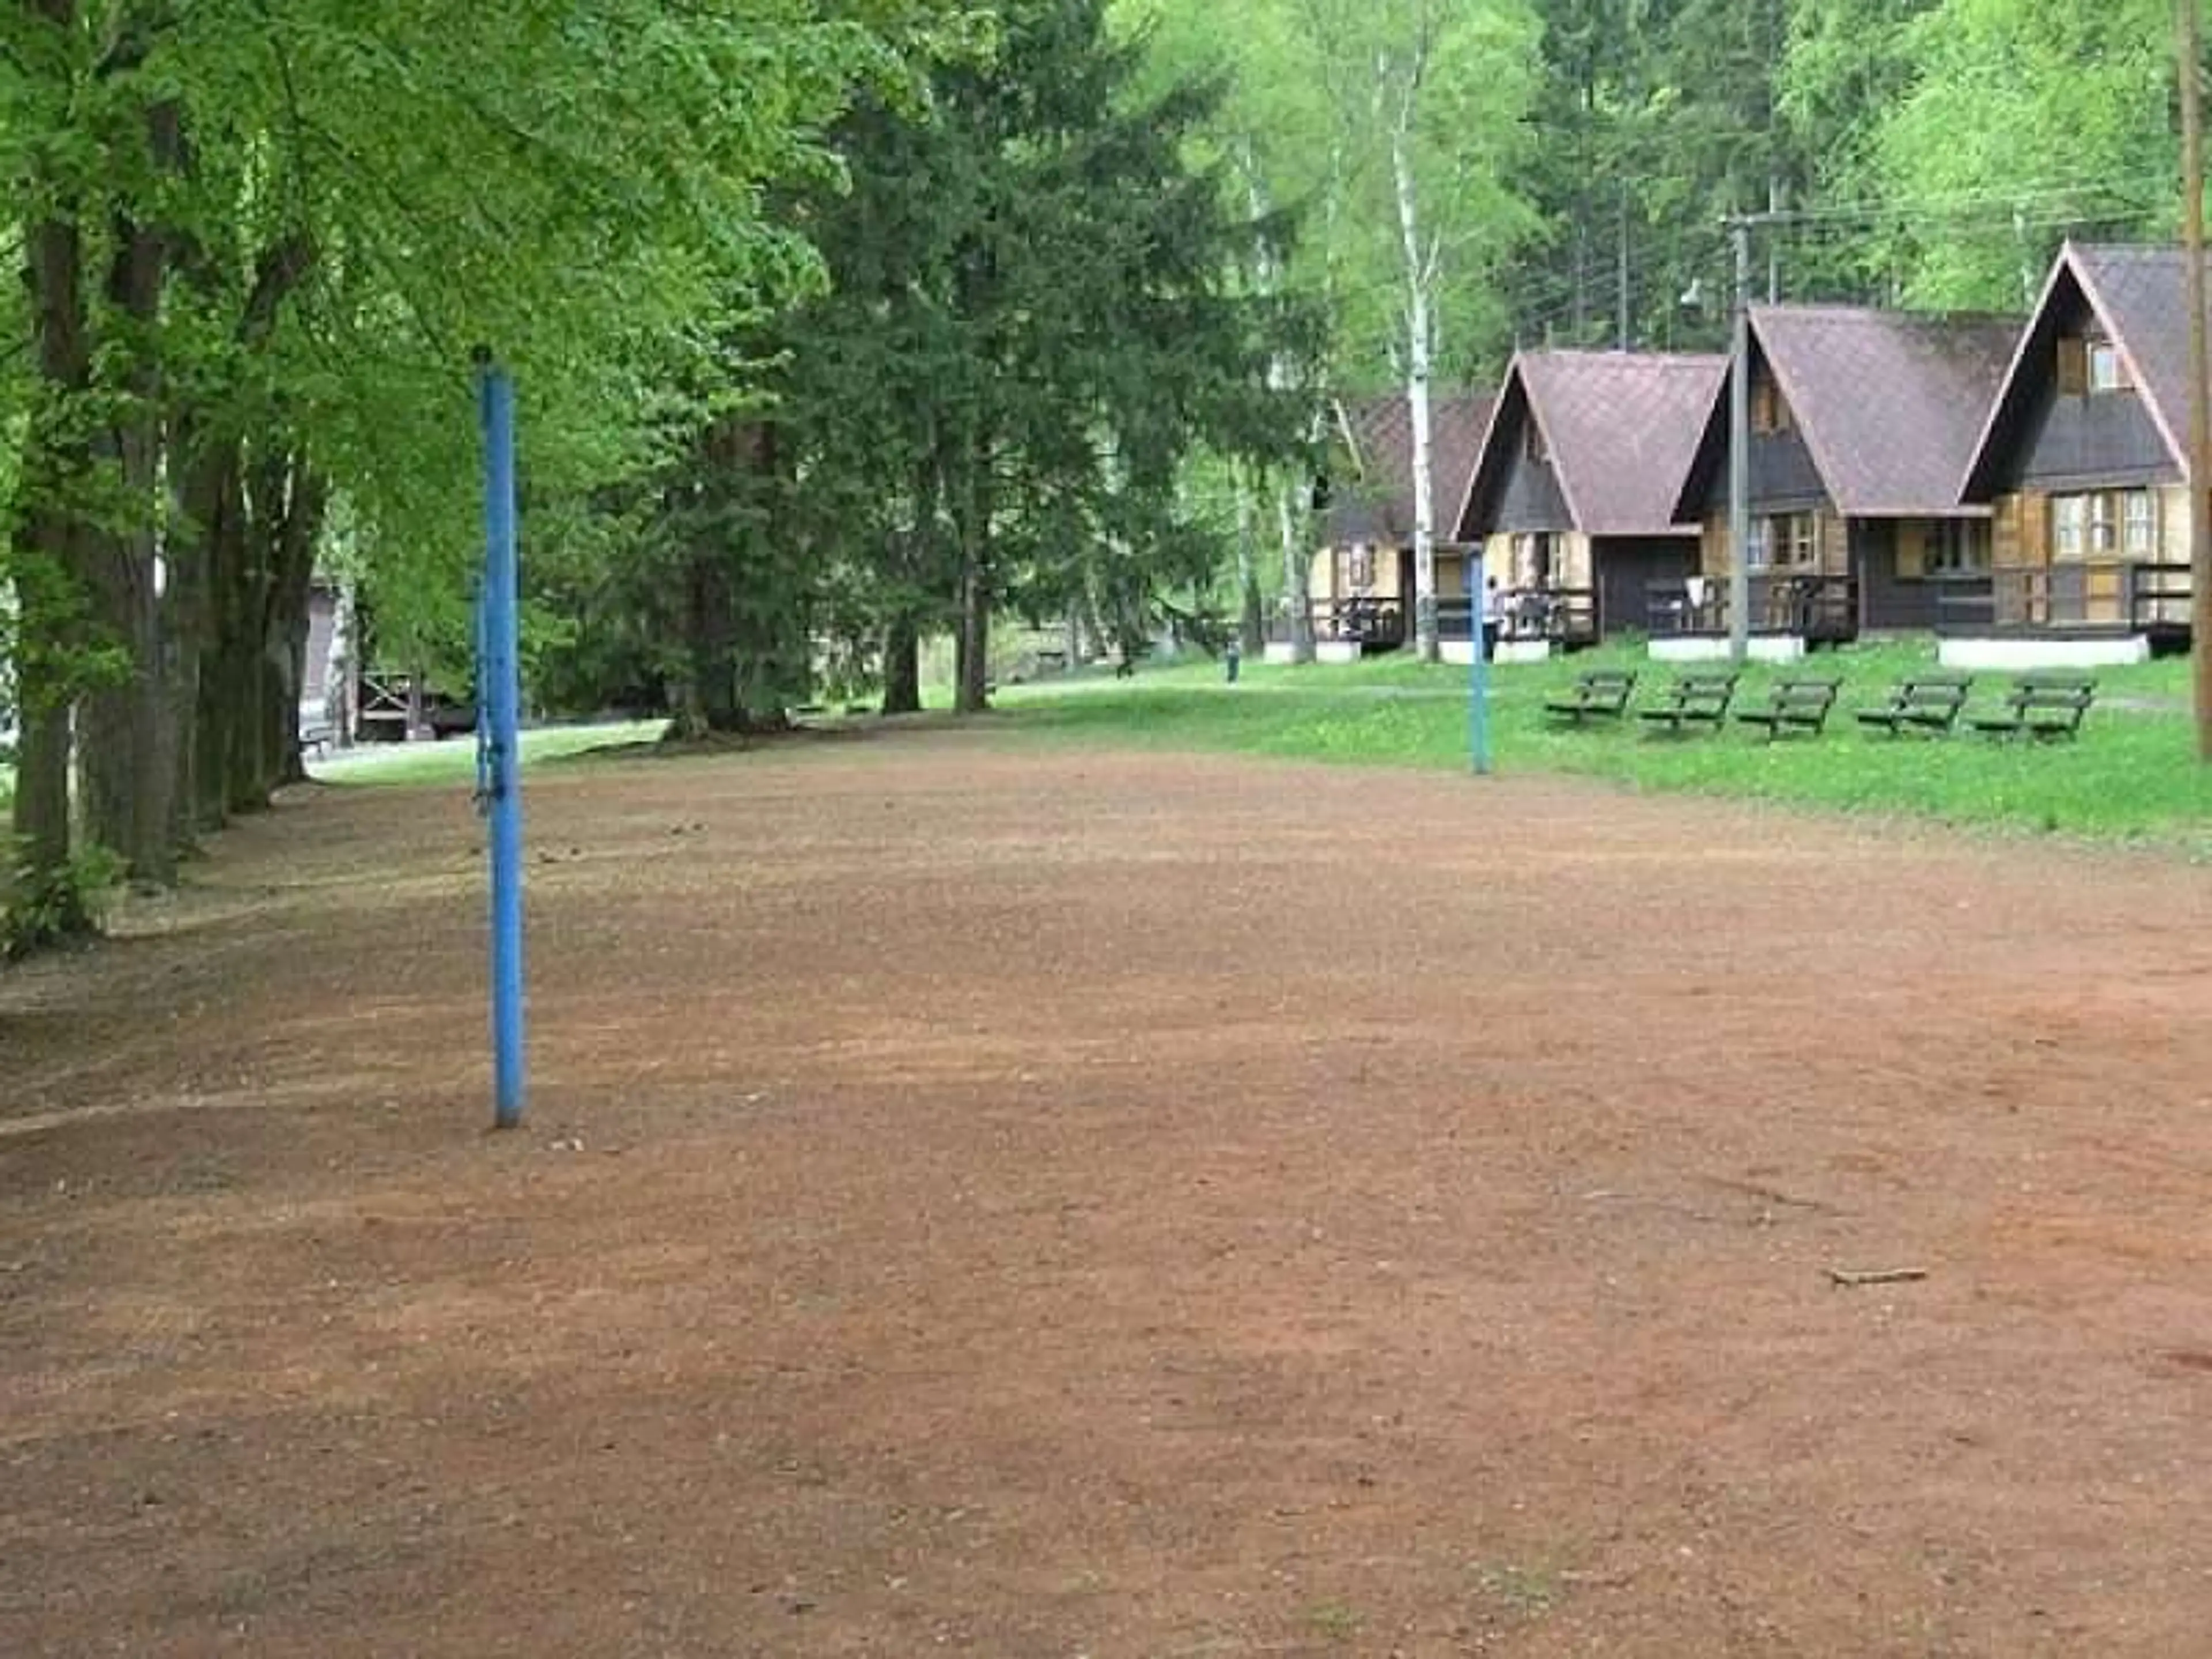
[{"x1": 6, "y1": 728, "x2": 2212, "y2": 1657}]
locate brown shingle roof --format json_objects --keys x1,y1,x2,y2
[
  {"x1": 1962, "y1": 243, "x2": 2199, "y2": 496},
  {"x1": 1325, "y1": 389, "x2": 1493, "y2": 546},
  {"x1": 1460, "y1": 351, "x2": 1726, "y2": 538},
  {"x1": 1749, "y1": 305, "x2": 2020, "y2": 516}
]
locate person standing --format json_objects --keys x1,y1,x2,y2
[{"x1": 1482, "y1": 577, "x2": 1504, "y2": 660}]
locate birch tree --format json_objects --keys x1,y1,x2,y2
[
  {"x1": 1142, "y1": 0, "x2": 1536, "y2": 661},
  {"x1": 1287, "y1": 0, "x2": 1538, "y2": 660}
]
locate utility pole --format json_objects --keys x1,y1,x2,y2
[
  {"x1": 1727, "y1": 215, "x2": 1753, "y2": 664},
  {"x1": 2182, "y1": 0, "x2": 2212, "y2": 760},
  {"x1": 1617, "y1": 191, "x2": 1632, "y2": 352}
]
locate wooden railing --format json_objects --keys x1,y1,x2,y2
[
  {"x1": 1437, "y1": 588, "x2": 1600, "y2": 646},
  {"x1": 2127, "y1": 562, "x2": 2193, "y2": 634},
  {"x1": 1646, "y1": 573, "x2": 1858, "y2": 642},
  {"x1": 1934, "y1": 563, "x2": 2192, "y2": 635},
  {"x1": 1268, "y1": 588, "x2": 1602, "y2": 651},
  {"x1": 1262, "y1": 597, "x2": 1407, "y2": 648}
]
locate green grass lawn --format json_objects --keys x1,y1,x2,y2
[
  {"x1": 997, "y1": 640, "x2": 2212, "y2": 854},
  {"x1": 315, "y1": 720, "x2": 668, "y2": 790}
]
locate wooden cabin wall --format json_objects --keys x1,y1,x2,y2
[
  {"x1": 1558, "y1": 533, "x2": 1594, "y2": 591},
  {"x1": 1310, "y1": 541, "x2": 1410, "y2": 604}
]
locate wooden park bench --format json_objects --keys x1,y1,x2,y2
[
  {"x1": 1855, "y1": 672, "x2": 1972, "y2": 737},
  {"x1": 1637, "y1": 670, "x2": 1739, "y2": 736},
  {"x1": 1968, "y1": 673, "x2": 2096, "y2": 741},
  {"x1": 1544, "y1": 668, "x2": 1637, "y2": 726},
  {"x1": 1734, "y1": 676, "x2": 1841, "y2": 740}
]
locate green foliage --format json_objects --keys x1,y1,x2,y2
[
  {"x1": 0, "y1": 0, "x2": 971, "y2": 940},
  {"x1": 2, "y1": 839, "x2": 122, "y2": 960},
  {"x1": 1478, "y1": 0, "x2": 2190, "y2": 356},
  {"x1": 1120, "y1": 0, "x2": 1543, "y2": 389},
  {"x1": 558, "y1": 0, "x2": 1321, "y2": 724},
  {"x1": 1854, "y1": 0, "x2": 2174, "y2": 308}
]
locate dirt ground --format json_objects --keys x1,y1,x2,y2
[{"x1": 6, "y1": 726, "x2": 2212, "y2": 1657}]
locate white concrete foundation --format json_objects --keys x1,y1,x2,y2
[
  {"x1": 1438, "y1": 639, "x2": 1555, "y2": 666},
  {"x1": 1263, "y1": 642, "x2": 1299, "y2": 665},
  {"x1": 1649, "y1": 635, "x2": 1806, "y2": 665},
  {"x1": 1315, "y1": 639, "x2": 1363, "y2": 665},
  {"x1": 1938, "y1": 634, "x2": 2151, "y2": 671}
]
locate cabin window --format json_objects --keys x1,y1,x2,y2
[
  {"x1": 2087, "y1": 493, "x2": 2119, "y2": 555},
  {"x1": 2051, "y1": 489, "x2": 2155, "y2": 561},
  {"x1": 1923, "y1": 522, "x2": 1991, "y2": 576},
  {"x1": 1773, "y1": 512, "x2": 1818, "y2": 569},
  {"x1": 2058, "y1": 333, "x2": 2130, "y2": 395},
  {"x1": 1747, "y1": 512, "x2": 1817, "y2": 570},
  {"x1": 1751, "y1": 374, "x2": 1793, "y2": 436},
  {"x1": 2052, "y1": 493, "x2": 2086, "y2": 558},
  {"x1": 2123, "y1": 488, "x2": 2156, "y2": 554},
  {"x1": 1513, "y1": 532, "x2": 1555, "y2": 588},
  {"x1": 2088, "y1": 339, "x2": 2128, "y2": 393}
]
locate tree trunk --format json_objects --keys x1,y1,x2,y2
[
  {"x1": 262, "y1": 460, "x2": 323, "y2": 790},
  {"x1": 955, "y1": 562, "x2": 991, "y2": 714},
  {"x1": 9, "y1": 86, "x2": 97, "y2": 948},
  {"x1": 1391, "y1": 109, "x2": 1440, "y2": 665},
  {"x1": 218, "y1": 453, "x2": 274, "y2": 812},
  {"x1": 79, "y1": 145, "x2": 179, "y2": 883},
  {"x1": 167, "y1": 232, "x2": 314, "y2": 831},
  {"x1": 952, "y1": 442, "x2": 993, "y2": 714},
  {"x1": 1278, "y1": 479, "x2": 1315, "y2": 664},
  {"x1": 177, "y1": 434, "x2": 241, "y2": 837},
  {"x1": 881, "y1": 615, "x2": 921, "y2": 714},
  {"x1": 680, "y1": 535, "x2": 740, "y2": 733},
  {"x1": 1234, "y1": 466, "x2": 1265, "y2": 656}
]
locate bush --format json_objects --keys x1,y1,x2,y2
[{"x1": 2, "y1": 842, "x2": 122, "y2": 960}]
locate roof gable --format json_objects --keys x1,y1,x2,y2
[
  {"x1": 1457, "y1": 350, "x2": 1725, "y2": 539},
  {"x1": 1691, "y1": 306, "x2": 2018, "y2": 518},
  {"x1": 1962, "y1": 243, "x2": 2198, "y2": 499},
  {"x1": 1325, "y1": 389, "x2": 1494, "y2": 546}
]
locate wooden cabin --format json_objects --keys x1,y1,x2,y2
[
  {"x1": 1669, "y1": 306, "x2": 2018, "y2": 653},
  {"x1": 1454, "y1": 350, "x2": 1725, "y2": 650},
  {"x1": 1290, "y1": 390, "x2": 1491, "y2": 660},
  {"x1": 1955, "y1": 243, "x2": 2198, "y2": 664}
]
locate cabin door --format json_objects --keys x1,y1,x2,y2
[{"x1": 1597, "y1": 540, "x2": 1694, "y2": 636}]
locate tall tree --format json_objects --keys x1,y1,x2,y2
[
  {"x1": 1847, "y1": 0, "x2": 2173, "y2": 308},
  {"x1": 642, "y1": 0, "x2": 1313, "y2": 720},
  {"x1": 0, "y1": 0, "x2": 952, "y2": 950}
]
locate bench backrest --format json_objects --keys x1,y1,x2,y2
[
  {"x1": 2011, "y1": 672, "x2": 2096, "y2": 699},
  {"x1": 1575, "y1": 669, "x2": 1637, "y2": 695},
  {"x1": 1666, "y1": 671, "x2": 1738, "y2": 699},
  {"x1": 2008, "y1": 682, "x2": 2095, "y2": 715},
  {"x1": 1766, "y1": 677, "x2": 1839, "y2": 709},
  {"x1": 1897, "y1": 676, "x2": 1971, "y2": 709}
]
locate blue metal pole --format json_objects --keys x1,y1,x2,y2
[
  {"x1": 1469, "y1": 550, "x2": 1493, "y2": 777},
  {"x1": 479, "y1": 361, "x2": 527, "y2": 1128}
]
